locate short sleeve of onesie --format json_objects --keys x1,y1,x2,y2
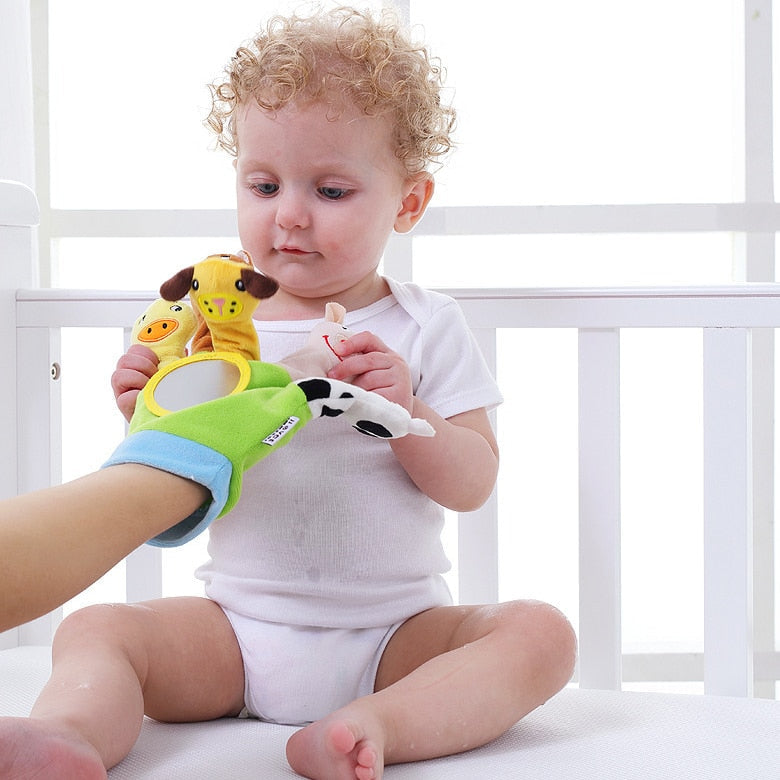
[{"x1": 386, "y1": 279, "x2": 504, "y2": 419}]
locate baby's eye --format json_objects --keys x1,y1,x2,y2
[
  {"x1": 252, "y1": 182, "x2": 279, "y2": 196},
  {"x1": 318, "y1": 186, "x2": 349, "y2": 200}
]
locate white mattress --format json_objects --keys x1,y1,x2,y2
[{"x1": 2, "y1": 646, "x2": 778, "y2": 779}]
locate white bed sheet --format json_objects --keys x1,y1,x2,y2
[{"x1": 2, "y1": 646, "x2": 778, "y2": 779}]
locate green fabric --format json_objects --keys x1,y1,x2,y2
[{"x1": 130, "y1": 360, "x2": 312, "y2": 517}]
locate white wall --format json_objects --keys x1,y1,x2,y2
[{"x1": 0, "y1": 0, "x2": 35, "y2": 188}]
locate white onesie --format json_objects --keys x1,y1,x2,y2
[{"x1": 195, "y1": 279, "x2": 503, "y2": 721}]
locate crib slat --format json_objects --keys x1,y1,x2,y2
[
  {"x1": 15, "y1": 325, "x2": 63, "y2": 644},
  {"x1": 126, "y1": 546, "x2": 163, "y2": 604},
  {"x1": 578, "y1": 328, "x2": 622, "y2": 690},
  {"x1": 703, "y1": 328, "x2": 754, "y2": 696},
  {"x1": 16, "y1": 326, "x2": 61, "y2": 493}
]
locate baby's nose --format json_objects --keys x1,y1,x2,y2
[{"x1": 275, "y1": 190, "x2": 310, "y2": 230}]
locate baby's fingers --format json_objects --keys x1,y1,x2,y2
[
  {"x1": 115, "y1": 388, "x2": 142, "y2": 422},
  {"x1": 115, "y1": 344, "x2": 159, "y2": 376},
  {"x1": 333, "y1": 330, "x2": 389, "y2": 359},
  {"x1": 112, "y1": 345, "x2": 160, "y2": 420}
]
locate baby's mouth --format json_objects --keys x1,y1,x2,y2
[{"x1": 277, "y1": 245, "x2": 312, "y2": 256}]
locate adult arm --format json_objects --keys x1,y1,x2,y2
[{"x1": 0, "y1": 464, "x2": 208, "y2": 632}]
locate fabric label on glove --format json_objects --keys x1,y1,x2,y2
[{"x1": 263, "y1": 416, "x2": 300, "y2": 446}]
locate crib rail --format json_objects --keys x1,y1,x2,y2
[{"x1": 4, "y1": 285, "x2": 780, "y2": 699}]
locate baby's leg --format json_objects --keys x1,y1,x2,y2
[
  {"x1": 0, "y1": 596, "x2": 245, "y2": 776},
  {"x1": 286, "y1": 600, "x2": 576, "y2": 780}
]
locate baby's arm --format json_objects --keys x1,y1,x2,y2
[
  {"x1": 328, "y1": 332, "x2": 499, "y2": 511},
  {"x1": 390, "y1": 402, "x2": 498, "y2": 511}
]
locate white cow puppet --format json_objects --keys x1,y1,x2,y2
[{"x1": 277, "y1": 301, "x2": 434, "y2": 439}]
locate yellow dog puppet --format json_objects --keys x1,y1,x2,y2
[{"x1": 160, "y1": 253, "x2": 278, "y2": 361}]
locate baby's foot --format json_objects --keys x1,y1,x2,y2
[
  {"x1": 286, "y1": 709, "x2": 385, "y2": 780},
  {"x1": 0, "y1": 716, "x2": 106, "y2": 779}
]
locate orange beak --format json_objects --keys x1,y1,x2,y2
[{"x1": 136, "y1": 318, "x2": 180, "y2": 343}]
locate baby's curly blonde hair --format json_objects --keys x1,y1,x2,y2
[{"x1": 206, "y1": 4, "x2": 455, "y2": 174}]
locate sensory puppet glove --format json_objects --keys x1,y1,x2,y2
[
  {"x1": 103, "y1": 358, "x2": 433, "y2": 546},
  {"x1": 103, "y1": 360, "x2": 311, "y2": 545}
]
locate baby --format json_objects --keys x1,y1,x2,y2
[{"x1": 1, "y1": 6, "x2": 576, "y2": 779}]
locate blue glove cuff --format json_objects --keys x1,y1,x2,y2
[{"x1": 102, "y1": 430, "x2": 232, "y2": 547}]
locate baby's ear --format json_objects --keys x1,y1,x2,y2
[{"x1": 395, "y1": 173, "x2": 434, "y2": 233}]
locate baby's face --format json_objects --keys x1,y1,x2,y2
[{"x1": 234, "y1": 99, "x2": 411, "y2": 309}]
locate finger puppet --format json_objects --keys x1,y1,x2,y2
[
  {"x1": 296, "y1": 377, "x2": 436, "y2": 439},
  {"x1": 130, "y1": 299, "x2": 197, "y2": 367},
  {"x1": 277, "y1": 301, "x2": 354, "y2": 381},
  {"x1": 160, "y1": 252, "x2": 278, "y2": 361}
]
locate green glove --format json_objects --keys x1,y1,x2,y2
[{"x1": 103, "y1": 358, "x2": 311, "y2": 546}]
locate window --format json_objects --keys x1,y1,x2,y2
[{"x1": 42, "y1": 0, "x2": 749, "y2": 291}]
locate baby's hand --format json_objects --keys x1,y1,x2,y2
[
  {"x1": 327, "y1": 331, "x2": 413, "y2": 412},
  {"x1": 111, "y1": 344, "x2": 159, "y2": 422}
]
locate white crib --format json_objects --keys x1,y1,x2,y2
[{"x1": 1, "y1": 179, "x2": 778, "y2": 778}]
